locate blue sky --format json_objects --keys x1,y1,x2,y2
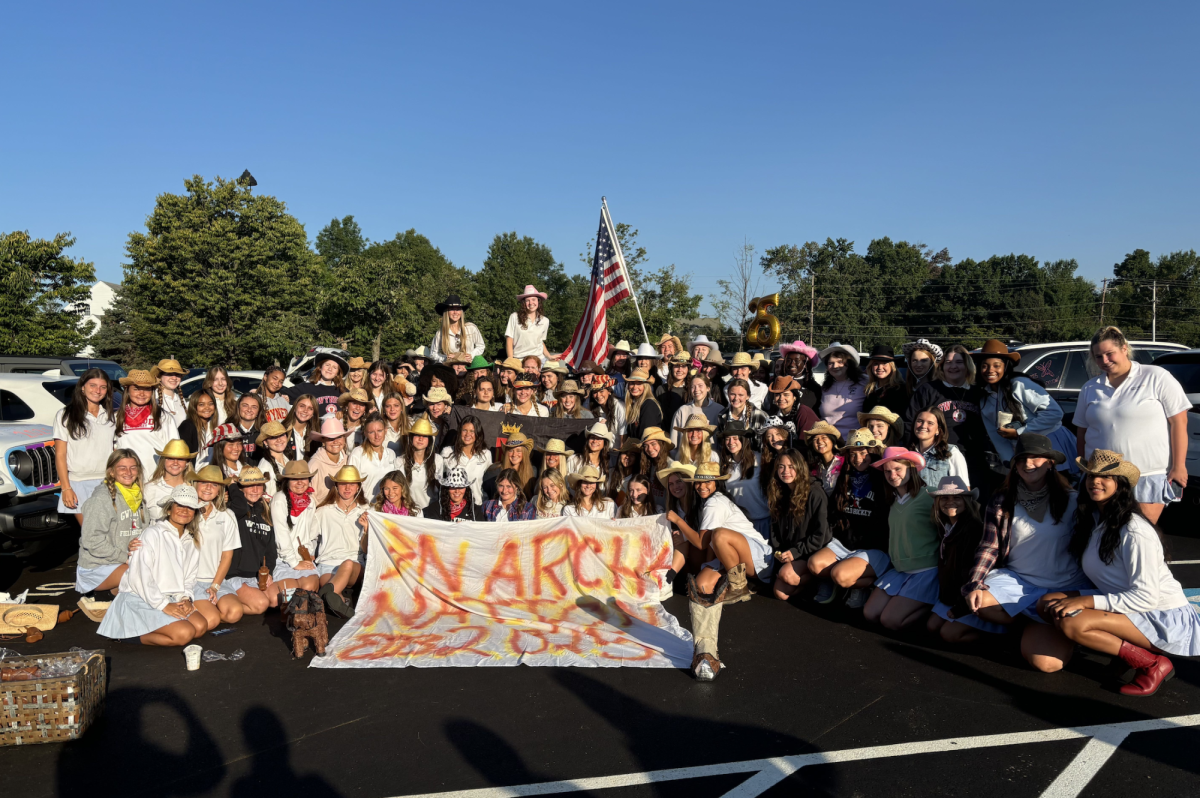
[{"x1": 3, "y1": 2, "x2": 1197, "y2": 314}]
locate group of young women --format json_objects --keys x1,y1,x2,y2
[{"x1": 54, "y1": 287, "x2": 1196, "y2": 695}]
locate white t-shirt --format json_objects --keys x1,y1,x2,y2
[
  {"x1": 563, "y1": 501, "x2": 616, "y2": 518},
  {"x1": 196, "y1": 507, "x2": 241, "y2": 582},
  {"x1": 53, "y1": 407, "x2": 116, "y2": 481},
  {"x1": 1072, "y1": 362, "x2": 1191, "y2": 476},
  {"x1": 1005, "y1": 493, "x2": 1084, "y2": 588},
  {"x1": 115, "y1": 411, "x2": 179, "y2": 478},
  {"x1": 349, "y1": 446, "x2": 399, "y2": 501},
  {"x1": 1083, "y1": 513, "x2": 1188, "y2": 614},
  {"x1": 159, "y1": 391, "x2": 187, "y2": 427},
  {"x1": 505, "y1": 313, "x2": 550, "y2": 359},
  {"x1": 699, "y1": 493, "x2": 765, "y2": 543},
  {"x1": 314, "y1": 504, "x2": 364, "y2": 565}
]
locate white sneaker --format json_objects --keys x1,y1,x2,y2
[
  {"x1": 813, "y1": 581, "x2": 837, "y2": 604},
  {"x1": 845, "y1": 588, "x2": 868, "y2": 609}
]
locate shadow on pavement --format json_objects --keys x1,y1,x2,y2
[{"x1": 230, "y1": 706, "x2": 343, "y2": 798}]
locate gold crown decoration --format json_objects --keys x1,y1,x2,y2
[{"x1": 500, "y1": 422, "x2": 523, "y2": 437}]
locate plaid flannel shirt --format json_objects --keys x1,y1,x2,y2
[
  {"x1": 483, "y1": 499, "x2": 536, "y2": 522},
  {"x1": 963, "y1": 494, "x2": 1012, "y2": 596}
]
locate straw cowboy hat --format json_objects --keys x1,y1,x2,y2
[
  {"x1": 439, "y1": 466, "x2": 471, "y2": 489},
  {"x1": 1012, "y1": 433, "x2": 1067, "y2": 465},
  {"x1": 255, "y1": 420, "x2": 289, "y2": 445},
  {"x1": 407, "y1": 416, "x2": 437, "y2": 438},
  {"x1": 639, "y1": 427, "x2": 674, "y2": 447},
  {"x1": 667, "y1": 352, "x2": 692, "y2": 367},
  {"x1": 927, "y1": 475, "x2": 978, "y2": 498},
  {"x1": 312, "y1": 417, "x2": 353, "y2": 440},
  {"x1": 804, "y1": 420, "x2": 844, "y2": 441},
  {"x1": 779, "y1": 340, "x2": 818, "y2": 360},
  {"x1": 625, "y1": 368, "x2": 653, "y2": 384},
  {"x1": 422, "y1": 387, "x2": 453, "y2": 405},
  {"x1": 751, "y1": 353, "x2": 768, "y2": 365},
  {"x1": 700, "y1": 351, "x2": 729, "y2": 375},
  {"x1": 656, "y1": 460, "x2": 697, "y2": 488},
  {"x1": 435, "y1": 294, "x2": 470, "y2": 314},
  {"x1": 516, "y1": 284, "x2": 548, "y2": 300},
  {"x1": 236, "y1": 466, "x2": 270, "y2": 486},
  {"x1": 500, "y1": 357, "x2": 524, "y2": 373},
  {"x1": 656, "y1": 333, "x2": 684, "y2": 354},
  {"x1": 870, "y1": 446, "x2": 927, "y2": 471},
  {"x1": 729, "y1": 352, "x2": 755, "y2": 368},
  {"x1": 856, "y1": 406, "x2": 903, "y2": 438},
  {"x1": 567, "y1": 465, "x2": 606, "y2": 489},
  {"x1": 902, "y1": 338, "x2": 944, "y2": 361},
  {"x1": 584, "y1": 421, "x2": 615, "y2": 444},
  {"x1": 347, "y1": 357, "x2": 370, "y2": 371},
  {"x1": 511, "y1": 372, "x2": 540, "y2": 389},
  {"x1": 682, "y1": 462, "x2": 731, "y2": 482},
  {"x1": 280, "y1": 460, "x2": 316, "y2": 480},
  {"x1": 119, "y1": 369, "x2": 157, "y2": 388},
  {"x1": 330, "y1": 465, "x2": 365, "y2": 484},
  {"x1": 633, "y1": 342, "x2": 662, "y2": 361},
  {"x1": 503, "y1": 432, "x2": 534, "y2": 450},
  {"x1": 154, "y1": 439, "x2": 197, "y2": 460},
  {"x1": 536, "y1": 438, "x2": 574, "y2": 456},
  {"x1": 1077, "y1": 450, "x2": 1142, "y2": 485},
  {"x1": 541, "y1": 360, "x2": 568, "y2": 375},
  {"x1": 819, "y1": 342, "x2": 861, "y2": 364},
  {"x1": 557, "y1": 380, "x2": 586, "y2": 397},
  {"x1": 339, "y1": 388, "x2": 371, "y2": 405},
  {"x1": 972, "y1": 339, "x2": 1022, "y2": 365},
  {"x1": 674, "y1": 416, "x2": 716, "y2": 435},
  {"x1": 839, "y1": 428, "x2": 882, "y2": 453},
  {"x1": 150, "y1": 358, "x2": 187, "y2": 380},
  {"x1": 446, "y1": 352, "x2": 473, "y2": 366},
  {"x1": 193, "y1": 464, "x2": 232, "y2": 485},
  {"x1": 158, "y1": 484, "x2": 207, "y2": 510}
]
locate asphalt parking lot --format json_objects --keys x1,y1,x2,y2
[{"x1": 2, "y1": 518, "x2": 1200, "y2": 798}]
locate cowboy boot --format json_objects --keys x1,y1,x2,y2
[
  {"x1": 718, "y1": 564, "x2": 752, "y2": 604},
  {"x1": 689, "y1": 599, "x2": 723, "y2": 681},
  {"x1": 686, "y1": 572, "x2": 728, "y2": 608},
  {"x1": 1117, "y1": 640, "x2": 1174, "y2": 697}
]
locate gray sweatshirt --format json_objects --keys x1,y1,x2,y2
[{"x1": 77, "y1": 485, "x2": 147, "y2": 570}]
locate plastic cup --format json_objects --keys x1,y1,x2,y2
[
  {"x1": 996, "y1": 411, "x2": 1013, "y2": 428},
  {"x1": 184, "y1": 644, "x2": 202, "y2": 671}
]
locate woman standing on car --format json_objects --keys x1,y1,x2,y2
[
  {"x1": 202, "y1": 366, "x2": 238, "y2": 424},
  {"x1": 54, "y1": 368, "x2": 117, "y2": 523},
  {"x1": 1072, "y1": 326, "x2": 1190, "y2": 524},
  {"x1": 115, "y1": 369, "x2": 179, "y2": 476},
  {"x1": 151, "y1": 359, "x2": 189, "y2": 426}
]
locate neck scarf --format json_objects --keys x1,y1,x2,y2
[
  {"x1": 1017, "y1": 483, "x2": 1051, "y2": 523},
  {"x1": 287, "y1": 486, "x2": 314, "y2": 518},
  {"x1": 449, "y1": 499, "x2": 466, "y2": 520},
  {"x1": 115, "y1": 481, "x2": 142, "y2": 513},
  {"x1": 124, "y1": 403, "x2": 152, "y2": 429},
  {"x1": 381, "y1": 499, "x2": 410, "y2": 516}
]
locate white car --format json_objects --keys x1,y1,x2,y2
[
  {"x1": 179, "y1": 370, "x2": 265, "y2": 399},
  {"x1": 0, "y1": 374, "x2": 74, "y2": 427},
  {"x1": 0, "y1": 423, "x2": 73, "y2": 549}
]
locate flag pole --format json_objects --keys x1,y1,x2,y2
[{"x1": 601, "y1": 196, "x2": 650, "y2": 346}]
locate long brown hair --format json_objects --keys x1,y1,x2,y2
[
  {"x1": 115, "y1": 383, "x2": 165, "y2": 436},
  {"x1": 185, "y1": 389, "x2": 219, "y2": 440},
  {"x1": 999, "y1": 458, "x2": 1073, "y2": 523},
  {"x1": 402, "y1": 431, "x2": 437, "y2": 496},
  {"x1": 765, "y1": 449, "x2": 811, "y2": 525},
  {"x1": 516, "y1": 296, "x2": 543, "y2": 329},
  {"x1": 203, "y1": 366, "x2": 239, "y2": 420},
  {"x1": 914, "y1": 406, "x2": 952, "y2": 460},
  {"x1": 283, "y1": 394, "x2": 322, "y2": 455},
  {"x1": 62, "y1": 368, "x2": 113, "y2": 440},
  {"x1": 372, "y1": 470, "x2": 418, "y2": 513}
]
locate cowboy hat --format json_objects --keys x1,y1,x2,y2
[
  {"x1": 1076, "y1": 448, "x2": 1141, "y2": 486},
  {"x1": 536, "y1": 438, "x2": 574, "y2": 456},
  {"x1": 339, "y1": 388, "x2": 371, "y2": 405},
  {"x1": 446, "y1": 352, "x2": 472, "y2": 365},
  {"x1": 281, "y1": 460, "x2": 316, "y2": 480},
  {"x1": 589, "y1": 374, "x2": 617, "y2": 391},
  {"x1": 193, "y1": 464, "x2": 232, "y2": 485},
  {"x1": 839, "y1": 428, "x2": 882, "y2": 453},
  {"x1": 422, "y1": 386, "x2": 453, "y2": 405},
  {"x1": 769, "y1": 375, "x2": 801, "y2": 394},
  {"x1": 207, "y1": 422, "x2": 242, "y2": 448},
  {"x1": 870, "y1": 446, "x2": 927, "y2": 471},
  {"x1": 150, "y1": 358, "x2": 187, "y2": 379},
  {"x1": 762, "y1": 415, "x2": 797, "y2": 435},
  {"x1": 346, "y1": 357, "x2": 369, "y2": 370},
  {"x1": 578, "y1": 360, "x2": 607, "y2": 376},
  {"x1": 972, "y1": 339, "x2": 1021, "y2": 365},
  {"x1": 639, "y1": 427, "x2": 674, "y2": 447},
  {"x1": 867, "y1": 344, "x2": 895, "y2": 362},
  {"x1": 159, "y1": 484, "x2": 207, "y2": 510},
  {"x1": 236, "y1": 466, "x2": 270, "y2": 486},
  {"x1": 503, "y1": 432, "x2": 534, "y2": 450},
  {"x1": 611, "y1": 340, "x2": 632, "y2": 354},
  {"x1": 511, "y1": 372, "x2": 539, "y2": 389},
  {"x1": 674, "y1": 416, "x2": 716, "y2": 434},
  {"x1": 256, "y1": 420, "x2": 289, "y2": 445},
  {"x1": 751, "y1": 353, "x2": 768, "y2": 364},
  {"x1": 1011, "y1": 433, "x2": 1067, "y2": 466},
  {"x1": 625, "y1": 368, "x2": 653, "y2": 384},
  {"x1": 312, "y1": 417, "x2": 353, "y2": 440},
  {"x1": 435, "y1": 294, "x2": 470, "y2": 314},
  {"x1": 804, "y1": 420, "x2": 844, "y2": 441},
  {"x1": 541, "y1": 360, "x2": 568, "y2": 375},
  {"x1": 407, "y1": 416, "x2": 437, "y2": 438},
  {"x1": 314, "y1": 351, "x2": 349, "y2": 372},
  {"x1": 329, "y1": 465, "x2": 365, "y2": 484},
  {"x1": 729, "y1": 352, "x2": 755, "y2": 368},
  {"x1": 687, "y1": 335, "x2": 719, "y2": 354},
  {"x1": 857, "y1": 406, "x2": 901, "y2": 429},
  {"x1": 667, "y1": 352, "x2": 692, "y2": 367},
  {"x1": 468, "y1": 355, "x2": 492, "y2": 371},
  {"x1": 632, "y1": 342, "x2": 662, "y2": 361},
  {"x1": 655, "y1": 333, "x2": 684, "y2": 354},
  {"x1": 618, "y1": 437, "x2": 642, "y2": 454},
  {"x1": 119, "y1": 369, "x2": 157, "y2": 388},
  {"x1": 902, "y1": 338, "x2": 944, "y2": 361},
  {"x1": 718, "y1": 420, "x2": 753, "y2": 439},
  {"x1": 700, "y1": 351, "x2": 729, "y2": 374},
  {"x1": 927, "y1": 475, "x2": 978, "y2": 498},
  {"x1": 500, "y1": 357, "x2": 524, "y2": 373},
  {"x1": 819, "y1": 342, "x2": 861, "y2": 364},
  {"x1": 438, "y1": 466, "x2": 471, "y2": 489},
  {"x1": 779, "y1": 340, "x2": 818, "y2": 360},
  {"x1": 557, "y1": 379, "x2": 586, "y2": 397},
  {"x1": 516, "y1": 284, "x2": 548, "y2": 300},
  {"x1": 567, "y1": 465, "x2": 606, "y2": 488},
  {"x1": 154, "y1": 439, "x2": 197, "y2": 460},
  {"x1": 657, "y1": 460, "x2": 697, "y2": 488},
  {"x1": 584, "y1": 421, "x2": 615, "y2": 444},
  {"x1": 682, "y1": 462, "x2": 731, "y2": 482}
]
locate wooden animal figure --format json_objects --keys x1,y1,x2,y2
[{"x1": 283, "y1": 589, "x2": 329, "y2": 658}]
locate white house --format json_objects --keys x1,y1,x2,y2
[{"x1": 78, "y1": 280, "x2": 119, "y2": 356}]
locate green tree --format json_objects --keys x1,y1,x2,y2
[
  {"x1": 1108, "y1": 249, "x2": 1200, "y2": 345},
  {"x1": 315, "y1": 216, "x2": 367, "y2": 270},
  {"x1": 120, "y1": 175, "x2": 324, "y2": 369},
  {"x1": 0, "y1": 231, "x2": 96, "y2": 356},
  {"x1": 92, "y1": 285, "x2": 154, "y2": 368}
]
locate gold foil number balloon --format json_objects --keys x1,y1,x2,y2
[{"x1": 746, "y1": 292, "x2": 781, "y2": 348}]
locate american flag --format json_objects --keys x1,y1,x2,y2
[{"x1": 561, "y1": 205, "x2": 632, "y2": 369}]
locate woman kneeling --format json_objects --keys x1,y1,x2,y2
[{"x1": 314, "y1": 466, "x2": 369, "y2": 617}]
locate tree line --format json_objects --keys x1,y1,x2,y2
[{"x1": 3, "y1": 173, "x2": 1199, "y2": 367}]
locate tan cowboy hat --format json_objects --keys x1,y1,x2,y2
[
  {"x1": 423, "y1": 386, "x2": 453, "y2": 405},
  {"x1": 154, "y1": 439, "x2": 197, "y2": 460},
  {"x1": 804, "y1": 420, "x2": 844, "y2": 441},
  {"x1": 674, "y1": 416, "x2": 716, "y2": 434},
  {"x1": 557, "y1": 379, "x2": 586, "y2": 397},
  {"x1": 236, "y1": 466, "x2": 270, "y2": 486},
  {"x1": 839, "y1": 428, "x2": 882, "y2": 453},
  {"x1": 584, "y1": 421, "x2": 615, "y2": 444},
  {"x1": 729, "y1": 352, "x2": 755, "y2": 368},
  {"x1": 536, "y1": 438, "x2": 574, "y2": 456},
  {"x1": 856, "y1": 406, "x2": 901, "y2": 428},
  {"x1": 504, "y1": 432, "x2": 534, "y2": 450},
  {"x1": 1076, "y1": 449, "x2": 1141, "y2": 486},
  {"x1": 330, "y1": 465, "x2": 365, "y2": 484},
  {"x1": 347, "y1": 356, "x2": 370, "y2": 370},
  {"x1": 500, "y1": 357, "x2": 524, "y2": 373},
  {"x1": 281, "y1": 460, "x2": 316, "y2": 480},
  {"x1": 656, "y1": 460, "x2": 696, "y2": 488},
  {"x1": 611, "y1": 339, "x2": 632, "y2": 354},
  {"x1": 972, "y1": 339, "x2": 1021, "y2": 365},
  {"x1": 667, "y1": 352, "x2": 692, "y2": 367},
  {"x1": 567, "y1": 465, "x2": 606, "y2": 488},
  {"x1": 407, "y1": 416, "x2": 437, "y2": 438},
  {"x1": 541, "y1": 360, "x2": 568, "y2": 375},
  {"x1": 751, "y1": 353, "x2": 767, "y2": 364},
  {"x1": 639, "y1": 426, "x2": 674, "y2": 447},
  {"x1": 119, "y1": 369, "x2": 157, "y2": 388},
  {"x1": 76, "y1": 596, "x2": 110, "y2": 623},
  {"x1": 193, "y1": 464, "x2": 231, "y2": 485},
  {"x1": 339, "y1": 388, "x2": 371, "y2": 405},
  {"x1": 682, "y1": 462, "x2": 731, "y2": 482},
  {"x1": 0, "y1": 604, "x2": 59, "y2": 635},
  {"x1": 618, "y1": 437, "x2": 642, "y2": 454},
  {"x1": 256, "y1": 420, "x2": 290, "y2": 445},
  {"x1": 150, "y1": 358, "x2": 187, "y2": 379},
  {"x1": 655, "y1": 333, "x2": 684, "y2": 354},
  {"x1": 625, "y1": 368, "x2": 653, "y2": 384}
]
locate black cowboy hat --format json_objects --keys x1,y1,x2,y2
[
  {"x1": 1008, "y1": 433, "x2": 1066, "y2": 467},
  {"x1": 868, "y1": 344, "x2": 895, "y2": 361},
  {"x1": 435, "y1": 294, "x2": 470, "y2": 315}
]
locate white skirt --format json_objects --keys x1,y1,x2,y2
[
  {"x1": 59, "y1": 478, "x2": 101, "y2": 513},
  {"x1": 97, "y1": 591, "x2": 189, "y2": 639},
  {"x1": 827, "y1": 539, "x2": 891, "y2": 578},
  {"x1": 224, "y1": 576, "x2": 265, "y2": 592},
  {"x1": 1133, "y1": 473, "x2": 1181, "y2": 505},
  {"x1": 76, "y1": 563, "x2": 120, "y2": 593},
  {"x1": 191, "y1": 582, "x2": 238, "y2": 602},
  {"x1": 1129, "y1": 606, "x2": 1200, "y2": 656},
  {"x1": 273, "y1": 563, "x2": 318, "y2": 582}
]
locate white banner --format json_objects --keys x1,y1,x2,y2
[{"x1": 311, "y1": 511, "x2": 693, "y2": 668}]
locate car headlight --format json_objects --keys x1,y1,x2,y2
[{"x1": 7, "y1": 451, "x2": 33, "y2": 482}]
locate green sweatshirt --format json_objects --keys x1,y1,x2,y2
[{"x1": 887, "y1": 490, "x2": 938, "y2": 573}]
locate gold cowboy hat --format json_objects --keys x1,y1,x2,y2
[
  {"x1": 339, "y1": 388, "x2": 371, "y2": 405},
  {"x1": 330, "y1": 465, "x2": 365, "y2": 484},
  {"x1": 674, "y1": 416, "x2": 716, "y2": 434},
  {"x1": 407, "y1": 416, "x2": 437, "y2": 438},
  {"x1": 154, "y1": 439, "x2": 197, "y2": 460},
  {"x1": 839, "y1": 428, "x2": 882, "y2": 453},
  {"x1": 193, "y1": 464, "x2": 232, "y2": 485},
  {"x1": 150, "y1": 358, "x2": 187, "y2": 379},
  {"x1": 656, "y1": 460, "x2": 696, "y2": 488},
  {"x1": 567, "y1": 465, "x2": 606, "y2": 488},
  {"x1": 536, "y1": 438, "x2": 574, "y2": 456},
  {"x1": 804, "y1": 420, "x2": 844, "y2": 441},
  {"x1": 281, "y1": 460, "x2": 316, "y2": 480},
  {"x1": 625, "y1": 368, "x2": 653, "y2": 384},
  {"x1": 1076, "y1": 449, "x2": 1141, "y2": 486},
  {"x1": 256, "y1": 420, "x2": 290, "y2": 445},
  {"x1": 347, "y1": 356, "x2": 370, "y2": 370},
  {"x1": 639, "y1": 426, "x2": 673, "y2": 446},
  {"x1": 119, "y1": 369, "x2": 157, "y2": 388},
  {"x1": 682, "y1": 462, "x2": 731, "y2": 482},
  {"x1": 503, "y1": 432, "x2": 534, "y2": 450},
  {"x1": 236, "y1": 466, "x2": 270, "y2": 486}
]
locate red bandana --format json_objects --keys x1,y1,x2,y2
[
  {"x1": 286, "y1": 486, "x2": 314, "y2": 518},
  {"x1": 123, "y1": 403, "x2": 152, "y2": 429}
]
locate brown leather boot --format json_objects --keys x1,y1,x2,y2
[
  {"x1": 1117, "y1": 640, "x2": 1174, "y2": 697},
  {"x1": 718, "y1": 564, "x2": 752, "y2": 604}
]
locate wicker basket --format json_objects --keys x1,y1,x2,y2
[{"x1": 1, "y1": 649, "x2": 105, "y2": 746}]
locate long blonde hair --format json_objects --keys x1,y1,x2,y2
[
  {"x1": 536, "y1": 470, "x2": 567, "y2": 515},
  {"x1": 624, "y1": 388, "x2": 657, "y2": 427},
  {"x1": 147, "y1": 455, "x2": 197, "y2": 485},
  {"x1": 676, "y1": 431, "x2": 714, "y2": 468},
  {"x1": 439, "y1": 310, "x2": 470, "y2": 358}
]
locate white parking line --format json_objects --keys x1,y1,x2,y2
[{"x1": 390, "y1": 714, "x2": 1200, "y2": 798}]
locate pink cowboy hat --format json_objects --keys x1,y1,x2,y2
[
  {"x1": 311, "y1": 417, "x2": 353, "y2": 440},
  {"x1": 870, "y1": 446, "x2": 926, "y2": 471},
  {"x1": 779, "y1": 340, "x2": 818, "y2": 360},
  {"x1": 516, "y1": 284, "x2": 548, "y2": 300}
]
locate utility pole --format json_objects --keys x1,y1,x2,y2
[
  {"x1": 809, "y1": 272, "x2": 815, "y2": 344},
  {"x1": 1152, "y1": 280, "x2": 1158, "y2": 342},
  {"x1": 1099, "y1": 278, "x2": 1108, "y2": 325}
]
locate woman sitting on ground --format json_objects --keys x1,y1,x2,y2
[
  {"x1": 222, "y1": 464, "x2": 281, "y2": 615},
  {"x1": 313, "y1": 465, "x2": 369, "y2": 617},
  {"x1": 77, "y1": 449, "x2": 149, "y2": 596},
  {"x1": 269, "y1": 460, "x2": 321, "y2": 595},
  {"x1": 768, "y1": 449, "x2": 831, "y2": 602}
]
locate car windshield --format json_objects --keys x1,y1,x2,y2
[
  {"x1": 1155, "y1": 362, "x2": 1200, "y2": 394},
  {"x1": 62, "y1": 359, "x2": 127, "y2": 380}
]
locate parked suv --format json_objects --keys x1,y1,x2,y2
[
  {"x1": 0, "y1": 355, "x2": 126, "y2": 380},
  {"x1": 0, "y1": 424, "x2": 69, "y2": 552}
]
